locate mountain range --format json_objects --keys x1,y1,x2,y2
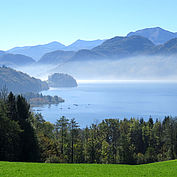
[
  {"x1": 1, "y1": 27, "x2": 177, "y2": 66},
  {"x1": 8, "y1": 41, "x2": 66, "y2": 61},
  {"x1": 65, "y1": 39, "x2": 105, "y2": 51},
  {"x1": 38, "y1": 35, "x2": 177, "y2": 64},
  {"x1": 7, "y1": 39, "x2": 105, "y2": 61}
]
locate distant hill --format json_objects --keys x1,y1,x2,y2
[
  {"x1": 7, "y1": 40, "x2": 105, "y2": 61},
  {"x1": 8, "y1": 41, "x2": 66, "y2": 61},
  {"x1": 38, "y1": 50, "x2": 75, "y2": 64},
  {"x1": 48, "y1": 73, "x2": 78, "y2": 88},
  {"x1": 0, "y1": 66, "x2": 48, "y2": 93},
  {"x1": 66, "y1": 39, "x2": 105, "y2": 51},
  {"x1": 70, "y1": 49, "x2": 103, "y2": 61},
  {"x1": 152, "y1": 38, "x2": 177, "y2": 55},
  {"x1": 127, "y1": 27, "x2": 177, "y2": 45},
  {"x1": 0, "y1": 50, "x2": 5, "y2": 56},
  {"x1": 0, "y1": 53, "x2": 35, "y2": 66}
]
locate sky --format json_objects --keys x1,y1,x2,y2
[{"x1": 0, "y1": 0, "x2": 177, "y2": 50}]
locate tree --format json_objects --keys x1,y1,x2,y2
[
  {"x1": 55, "y1": 116, "x2": 69, "y2": 162},
  {"x1": 16, "y1": 95, "x2": 40, "y2": 162},
  {"x1": 69, "y1": 118, "x2": 79, "y2": 163}
]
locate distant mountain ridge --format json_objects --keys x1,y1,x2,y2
[
  {"x1": 127, "y1": 27, "x2": 177, "y2": 45},
  {"x1": 38, "y1": 50, "x2": 75, "y2": 64},
  {"x1": 92, "y1": 35, "x2": 155, "y2": 58},
  {"x1": 38, "y1": 35, "x2": 177, "y2": 64},
  {"x1": 7, "y1": 39, "x2": 105, "y2": 61},
  {"x1": 8, "y1": 41, "x2": 66, "y2": 61},
  {"x1": 152, "y1": 38, "x2": 177, "y2": 55},
  {"x1": 4, "y1": 27, "x2": 177, "y2": 65},
  {"x1": 65, "y1": 39, "x2": 106, "y2": 51}
]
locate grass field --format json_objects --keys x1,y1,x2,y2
[{"x1": 0, "y1": 160, "x2": 176, "y2": 177}]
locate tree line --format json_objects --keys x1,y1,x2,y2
[
  {"x1": 0, "y1": 91, "x2": 39, "y2": 161},
  {"x1": 0, "y1": 91, "x2": 177, "y2": 164}
]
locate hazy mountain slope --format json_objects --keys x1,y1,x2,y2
[
  {"x1": 67, "y1": 36, "x2": 155, "y2": 62},
  {"x1": 70, "y1": 49, "x2": 104, "y2": 61},
  {"x1": 35, "y1": 36, "x2": 161, "y2": 64},
  {"x1": 0, "y1": 50, "x2": 5, "y2": 56},
  {"x1": 38, "y1": 50, "x2": 75, "y2": 64},
  {"x1": 8, "y1": 41, "x2": 66, "y2": 61},
  {"x1": 66, "y1": 35, "x2": 177, "y2": 62},
  {"x1": 93, "y1": 35, "x2": 154, "y2": 57},
  {"x1": 66, "y1": 39, "x2": 105, "y2": 51},
  {"x1": 7, "y1": 40, "x2": 105, "y2": 61},
  {"x1": 6, "y1": 32, "x2": 177, "y2": 66},
  {"x1": 127, "y1": 27, "x2": 177, "y2": 45},
  {"x1": 0, "y1": 66, "x2": 48, "y2": 93},
  {"x1": 153, "y1": 38, "x2": 177, "y2": 55},
  {"x1": 6, "y1": 27, "x2": 177, "y2": 61},
  {"x1": 0, "y1": 53, "x2": 35, "y2": 66}
]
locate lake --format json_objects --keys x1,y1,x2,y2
[{"x1": 33, "y1": 81, "x2": 177, "y2": 127}]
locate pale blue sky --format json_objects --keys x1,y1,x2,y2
[{"x1": 0, "y1": 0, "x2": 177, "y2": 50}]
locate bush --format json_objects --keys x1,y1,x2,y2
[{"x1": 45, "y1": 155, "x2": 60, "y2": 163}]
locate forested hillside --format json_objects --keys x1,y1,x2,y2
[
  {"x1": 48, "y1": 73, "x2": 78, "y2": 88},
  {"x1": 34, "y1": 115, "x2": 177, "y2": 164},
  {"x1": 0, "y1": 66, "x2": 48, "y2": 93},
  {"x1": 0, "y1": 91, "x2": 177, "y2": 164},
  {"x1": 0, "y1": 53, "x2": 35, "y2": 66}
]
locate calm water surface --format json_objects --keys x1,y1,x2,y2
[{"x1": 33, "y1": 82, "x2": 177, "y2": 127}]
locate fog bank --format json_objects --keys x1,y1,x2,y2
[{"x1": 16, "y1": 55, "x2": 177, "y2": 82}]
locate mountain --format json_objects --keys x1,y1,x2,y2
[
  {"x1": 153, "y1": 38, "x2": 177, "y2": 55},
  {"x1": 70, "y1": 49, "x2": 103, "y2": 61},
  {"x1": 127, "y1": 27, "x2": 177, "y2": 45},
  {"x1": 48, "y1": 73, "x2": 78, "y2": 88},
  {"x1": 0, "y1": 66, "x2": 48, "y2": 93},
  {"x1": 0, "y1": 50, "x2": 5, "y2": 56},
  {"x1": 35, "y1": 35, "x2": 177, "y2": 65},
  {"x1": 38, "y1": 50, "x2": 75, "y2": 64},
  {"x1": 6, "y1": 27, "x2": 177, "y2": 61},
  {"x1": 7, "y1": 40, "x2": 105, "y2": 61},
  {"x1": 66, "y1": 39, "x2": 105, "y2": 51},
  {"x1": 36, "y1": 36, "x2": 156, "y2": 64},
  {"x1": 0, "y1": 53, "x2": 35, "y2": 66},
  {"x1": 92, "y1": 35, "x2": 155, "y2": 58},
  {"x1": 8, "y1": 41, "x2": 66, "y2": 61},
  {"x1": 6, "y1": 29, "x2": 177, "y2": 66},
  {"x1": 69, "y1": 35, "x2": 177, "y2": 62}
]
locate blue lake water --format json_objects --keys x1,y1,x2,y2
[{"x1": 33, "y1": 82, "x2": 177, "y2": 127}]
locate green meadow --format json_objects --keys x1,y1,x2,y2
[{"x1": 0, "y1": 160, "x2": 176, "y2": 177}]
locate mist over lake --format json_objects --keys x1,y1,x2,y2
[{"x1": 33, "y1": 81, "x2": 177, "y2": 127}]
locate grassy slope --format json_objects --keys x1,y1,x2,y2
[{"x1": 0, "y1": 160, "x2": 176, "y2": 177}]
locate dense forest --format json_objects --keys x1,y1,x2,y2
[{"x1": 0, "y1": 91, "x2": 177, "y2": 164}]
